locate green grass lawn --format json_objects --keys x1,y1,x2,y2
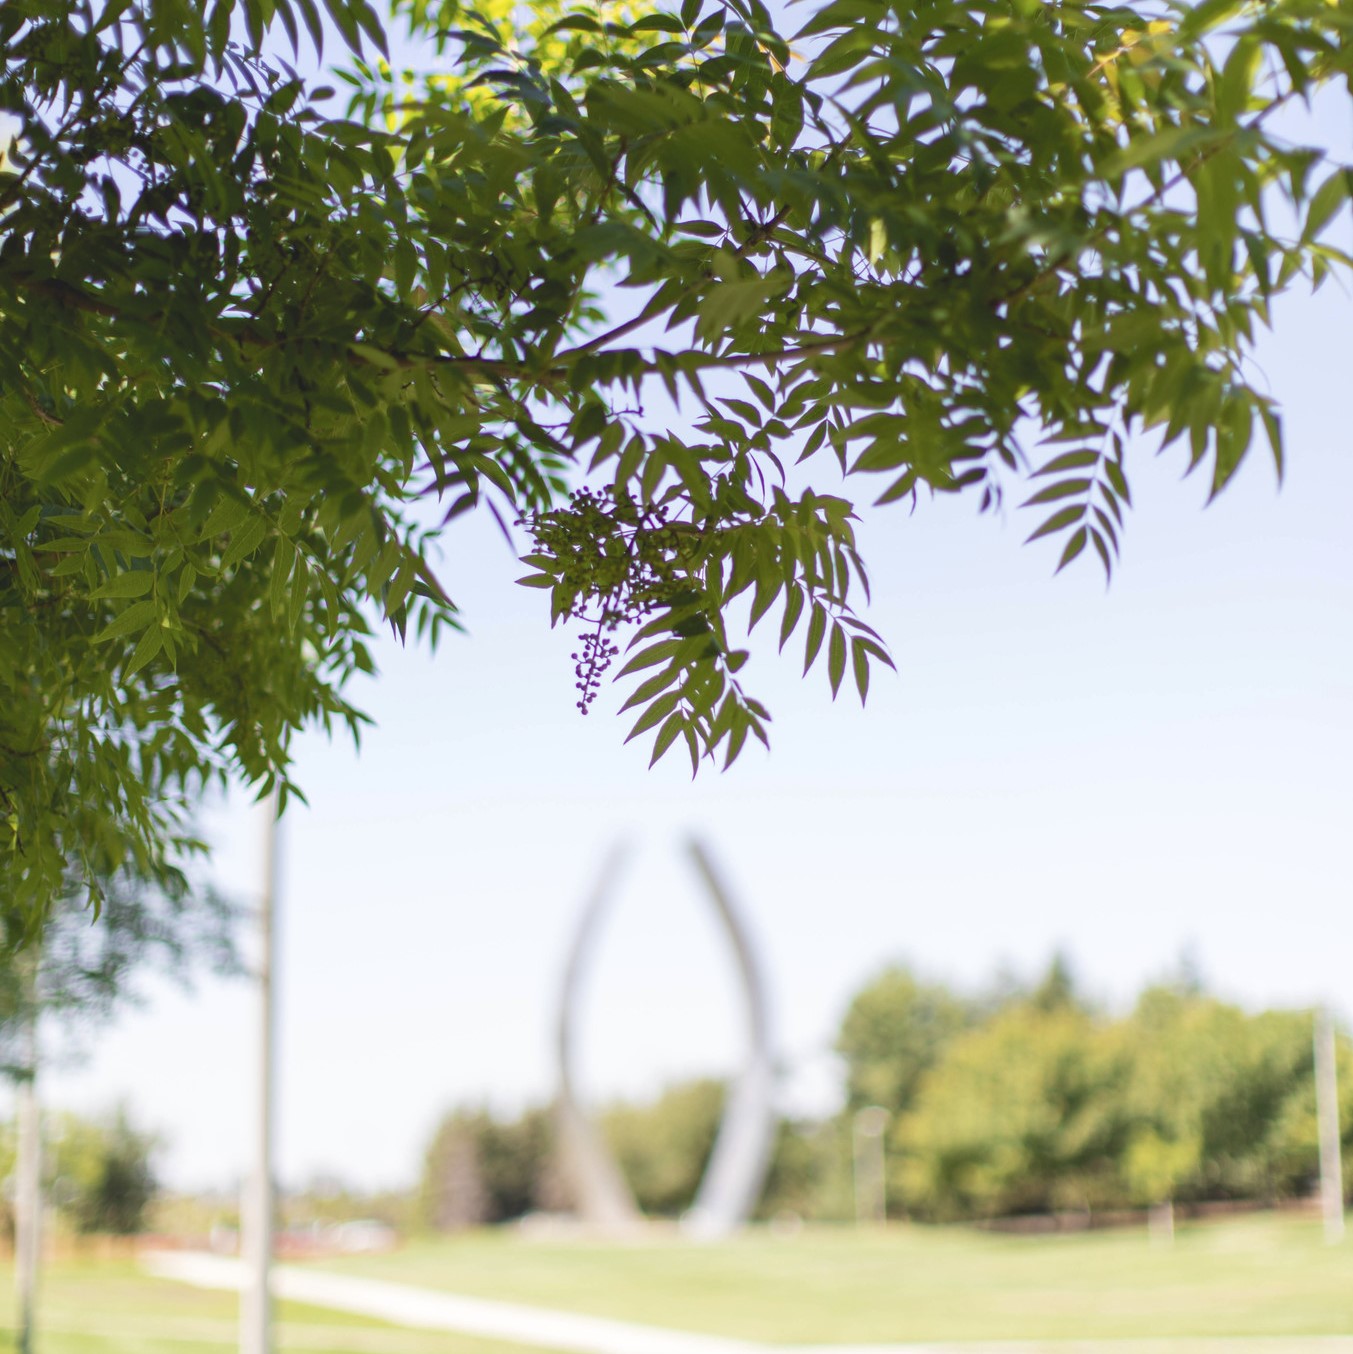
[
  {"x1": 305, "y1": 1211, "x2": 1353, "y2": 1343},
  {"x1": 4, "y1": 1213, "x2": 1351, "y2": 1350},
  {"x1": 0, "y1": 1257, "x2": 546, "y2": 1354}
]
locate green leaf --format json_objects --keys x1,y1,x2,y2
[
  {"x1": 90, "y1": 571, "x2": 154, "y2": 600},
  {"x1": 618, "y1": 639, "x2": 683, "y2": 679},
  {"x1": 779, "y1": 586, "x2": 805, "y2": 652},
  {"x1": 1104, "y1": 459, "x2": 1132, "y2": 507},
  {"x1": 631, "y1": 13, "x2": 686, "y2": 33},
  {"x1": 123, "y1": 622, "x2": 164, "y2": 677},
  {"x1": 723, "y1": 720, "x2": 749, "y2": 770},
  {"x1": 1218, "y1": 36, "x2": 1261, "y2": 120},
  {"x1": 1257, "y1": 401, "x2": 1284, "y2": 481},
  {"x1": 1101, "y1": 125, "x2": 1219, "y2": 179},
  {"x1": 626, "y1": 690, "x2": 680, "y2": 742},
  {"x1": 1303, "y1": 170, "x2": 1350, "y2": 244},
  {"x1": 620, "y1": 664, "x2": 679, "y2": 714},
  {"x1": 804, "y1": 602, "x2": 827, "y2": 675},
  {"x1": 1023, "y1": 479, "x2": 1091, "y2": 507},
  {"x1": 1056, "y1": 526, "x2": 1089, "y2": 573},
  {"x1": 221, "y1": 516, "x2": 268, "y2": 572},
  {"x1": 1026, "y1": 504, "x2": 1086, "y2": 545},
  {"x1": 1034, "y1": 450, "x2": 1099, "y2": 477},
  {"x1": 94, "y1": 601, "x2": 157, "y2": 644},
  {"x1": 682, "y1": 725, "x2": 700, "y2": 777},
  {"x1": 851, "y1": 636, "x2": 870, "y2": 704},
  {"x1": 200, "y1": 496, "x2": 250, "y2": 541},
  {"x1": 1090, "y1": 528, "x2": 1113, "y2": 580},
  {"x1": 827, "y1": 623, "x2": 846, "y2": 697},
  {"x1": 650, "y1": 711, "x2": 685, "y2": 767},
  {"x1": 271, "y1": 537, "x2": 296, "y2": 620}
]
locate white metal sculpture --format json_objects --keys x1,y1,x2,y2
[
  {"x1": 554, "y1": 837, "x2": 777, "y2": 1239},
  {"x1": 555, "y1": 844, "x2": 645, "y2": 1233}
]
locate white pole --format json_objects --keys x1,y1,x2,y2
[
  {"x1": 1314, "y1": 1006, "x2": 1344, "y2": 1243},
  {"x1": 242, "y1": 788, "x2": 282, "y2": 1354},
  {"x1": 14, "y1": 983, "x2": 40, "y2": 1354},
  {"x1": 852, "y1": 1106, "x2": 889, "y2": 1226}
]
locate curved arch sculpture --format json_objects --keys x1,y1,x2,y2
[
  {"x1": 554, "y1": 837, "x2": 777, "y2": 1239},
  {"x1": 555, "y1": 843, "x2": 644, "y2": 1232}
]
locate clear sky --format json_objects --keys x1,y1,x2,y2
[{"x1": 23, "y1": 30, "x2": 1353, "y2": 1196}]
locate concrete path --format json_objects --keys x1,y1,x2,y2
[
  {"x1": 145, "y1": 1252, "x2": 765, "y2": 1354},
  {"x1": 142, "y1": 1250, "x2": 1353, "y2": 1354}
]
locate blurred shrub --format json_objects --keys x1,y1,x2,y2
[
  {"x1": 48, "y1": 1108, "x2": 158, "y2": 1234},
  {"x1": 420, "y1": 1107, "x2": 552, "y2": 1229}
]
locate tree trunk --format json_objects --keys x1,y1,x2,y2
[{"x1": 14, "y1": 979, "x2": 41, "y2": 1354}]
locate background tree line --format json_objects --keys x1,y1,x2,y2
[{"x1": 419, "y1": 958, "x2": 1353, "y2": 1228}]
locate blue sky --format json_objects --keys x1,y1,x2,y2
[{"x1": 24, "y1": 18, "x2": 1353, "y2": 1194}]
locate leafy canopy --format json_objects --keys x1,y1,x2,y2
[{"x1": 1, "y1": 0, "x2": 1350, "y2": 932}]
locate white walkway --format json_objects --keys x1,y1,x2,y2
[{"x1": 142, "y1": 1250, "x2": 1353, "y2": 1354}]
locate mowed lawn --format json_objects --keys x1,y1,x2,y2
[
  {"x1": 3, "y1": 1214, "x2": 1351, "y2": 1350},
  {"x1": 0, "y1": 1257, "x2": 546, "y2": 1354},
  {"x1": 304, "y1": 1212, "x2": 1353, "y2": 1343}
]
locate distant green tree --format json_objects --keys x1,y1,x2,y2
[
  {"x1": 476, "y1": 1108, "x2": 553, "y2": 1222},
  {"x1": 756, "y1": 1117, "x2": 855, "y2": 1223},
  {"x1": 49, "y1": 1108, "x2": 158, "y2": 1235},
  {"x1": 835, "y1": 966, "x2": 973, "y2": 1117},
  {"x1": 420, "y1": 1109, "x2": 491, "y2": 1230},
  {"x1": 1120, "y1": 988, "x2": 1333, "y2": 1206},
  {"x1": 897, "y1": 1002, "x2": 1131, "y2": 1220},
  {"x1": 419, "y1": 1105, "x2": 552, "y2": 1227},
  {"x1": 603, "y1": 1079, "x2": 724, "y2": 1216},
  {"x1": 883, "y1": 971, "x2": 1345, "y2": 1222},
  {"x1": 1030, "y1": 952, "x2": 1083, "y2": 1015}
]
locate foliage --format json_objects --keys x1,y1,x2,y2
[
  {"x1": 1119, "y1": 985, "x2": 1342, "y2": 1205},
  {"x1": 755, "y1": 1116, "x2": 855, "y2": 1222},
  {"x1": 1029, "y1": 952, "x2": 1083, "y2": 1014},
  {"x1": 879, "y1": 970, "x2": 1353, "y2": 1221},
  {"x1": 2, "y1": 0, "x2": 1350, "y2": 932},
  {"x1": 45, "y1": 1107, "x2": 159, "y2": 1234},
  {"x1": 1, "y1": 1107, "x2": 159, "y2": 1238},
  {"x1": 474, "y1": 1107, "x2": 554, "y2": 1221},
  {"x1": 419, "y1": 1105, "x2": 553, "y2": 1227},
  {"x1": 417, "y1": 1080, "x2": 836, "y2": 1225},
  {"x1": 896, "y1": 1001, "x2": 1132, "y2": 1219},
  {"x1": 821, "y1": 957, "x2": 1353, "y2": 1223},
  {"x1": 835, "y1": 965, "x2": 974, "y2": 1116},
  {"x1": 0, "y1": 859, "x2": 236, "y2": 1080},
  {"x1": 420, "y1": 1109, "x2": 491, "y2": 1228},
  {"x1": 601, "y1": 1076, "x2": 724, "y2": 1215}
]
